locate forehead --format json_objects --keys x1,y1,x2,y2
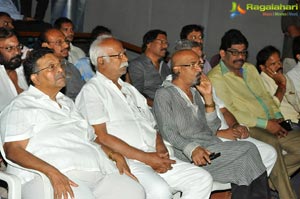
[
  {"x1": 188, "y1": 30, "x2": 202, "y2": 36},
  {"x1": 155, "y1": 34, "x2": 167, "y2": 40},
  {"x1": 37, "y1": 53, "x2": 59, "y2": 65},
  {"x1": 266, "y1": 52, "x2": 280, "y2": 61},
  {"x1": 61, "y1": 22, "x2": 73, "y2": 29},
  {"x1": 229, "y1": 44, "x2": 247, "y2": 51},
  {"x1": 0, "y1": 15, "x2": 12, "y2": 22},
  {"x1": 174, "y1": 50, "x2": 199, "y2": 63},
  {"x1": 47, "y1": 30, "x2": 65, "y2": 40},
  {"x1": 0, "y1": 35, "x2": 19, "y2": 46},
  {"x1": 101, "y1": 38, "x2": 123, "y2": 53}
]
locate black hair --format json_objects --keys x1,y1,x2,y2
[
  {"x1": 141, "y1": 29, "x2": 167, "y2": 52},
  {"x1": 256, "y1": 45, "x2": 280, "y2": 73},
  {"x1": 293, "y1": 36, "x2": 300, "y2": 62},
  {"x1": 220, "y1": 29, "x2": 248, "y2": 51},
  {"x1": 0, "y1": 12, "x2": 11, "y2": 18},
  {"x1": 23, "y1": 47, "x2": 54, "y2": 85},
  {"x1": 91, "y1": 26, "x2": 112, "y2": 40},
  {"x1": 180, "y1": 24, "x2": 204, "y2": 40},
  {"x1": 53, "y1": 17, "x2": 73, "y2": 29}
]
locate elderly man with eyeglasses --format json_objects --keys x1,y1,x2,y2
[
  {"x1": 152, "y1": 48, "x2": 271, "y2": 199},
  {"x1": 208, "y1": 29, "x2": 300, "y2": 199},
  {"x1": 128, "y1": 29, "x2": 171, "y2": 107},
  {"x1": 38, "y1": 28, "x2": 85, "y2": 101},
  {"x1": 0, "y1": 27, "x2": 28, "y2": 112},
  {"x1": 76, "y1": 35, "x2": 213, "y2": 199}
]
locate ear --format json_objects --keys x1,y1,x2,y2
[
  {"x1": 219, "y1": 50, "x2": 226, "y2": 59},
  {"x1": 259, "y1": 64, "x2": 266, "y2": 72},
  {"x1": 97, "y1": 57, "x2": 104, "y2": 65},
  {"x1": 296, "y1": 54, "x2": 300, "y2": 61},
  {"x1": 30, "y1": 74, "x2": 40, "y2": 86},
  {"x1": 41, "y1": 42, "x2": 49, "y2": 48}
]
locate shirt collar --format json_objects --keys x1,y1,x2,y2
[
  {"x1": 27, "y1": 85, "x2": 65, "y2": 101},
  {"x1": 220, "y1": 60, "x2": 245, "y2": 76},
  {"x1": 95, "y1": 71, "x2": 125, "y2": 86}
]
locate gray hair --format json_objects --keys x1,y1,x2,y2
[
  {"x1": 89, "y1": 34, "x2": 113, "y2": 67},
  {"x1": 174, "y1": 39, "x2": 202, "y2": 51}
]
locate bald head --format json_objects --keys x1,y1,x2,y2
[{"x1": 171, "y1": 49, "x2": 199, "y2": 68}]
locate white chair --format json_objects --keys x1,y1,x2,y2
[{"x1": 0, "y1": 136, "x2": 53, "y2": 199}]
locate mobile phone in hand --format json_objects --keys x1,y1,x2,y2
[{"x1": 209, "y1": 152, "x2": 221, "y2": 161}]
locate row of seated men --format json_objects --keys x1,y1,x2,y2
[{"x1": 0, "y1": 12, "x2": 300, "y2": 199}]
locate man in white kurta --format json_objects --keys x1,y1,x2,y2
[
  {"x1": 76, "y1": 36, "x2": 213, "y2": 199},
  {"x1": 0, "y1": 48, "x2": 145, "y2": 199}
]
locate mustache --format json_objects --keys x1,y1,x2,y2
[
  {"x1": 55, "y1": 73, "x2": 65, "y2": 80},
  {"x1": 4, "y1": 54, "x2": 22, "y2": 70},
  {"x1": 233, "y1": 59, "x2": 245, "y2": 64},
  {"x1": 120, "y1": 61, "x2": 128, "y2": 68}
]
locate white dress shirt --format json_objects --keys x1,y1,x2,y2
[
  {"x1": 287, "y1": 62, "x2": 300, "y2": 98},
  {"x1": 0, "y1": 65, "x2": 28, "y2": 111},
  {"x1": 76, "y1": 72, "x2": 157, "y2": 152},
  {"x1": 68, "y1": 43, "x2": 86, "y2": 65},
  {"x1": 0, "y1": 86, "x2": 116, "y2": 183}
]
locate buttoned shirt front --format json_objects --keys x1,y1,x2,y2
[
  {"x1": 0, "y1": 65, "x2": 28, "y2": 111},
  {"x1": 287, "y1": 62, "x2": 300, "y2": 98},
  {"x1": 260, "y1": 72, "x2": 300, "y2": 123},
  {"x1": 76, "y1": 72, "x2": 157, "y2": 152},
  {"x1": 0, "y1": 86, "x2": 116, "y2": 183},
  {"x1": 68, "y1": 43, "x2": 86, "y2": 65},
  {"x1": 208, "y1": 61, "x2": 282, "y2": 128},
  {"x1": 128, "y1": 54, "x2": 171, "y2": 99}
]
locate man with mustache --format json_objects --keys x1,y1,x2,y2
[
  {"x1": 153, "y1": 49, "x2": 270, "y2": 199},
  {"x1": 0, "y1": 47, "x2": 145, "y2": 199},
  {"x1": 256, "y1": 45, "x2": 300, "y2": 128},
  {"x1": 39, "y1": 28, "x2": 85, "y2": 101},
  {"x1": 0, "y1": 27, "x2": 27, "y2": 112},
  {"x1": 76, "y1": 35, "x2": 213, "y2": 199},
  {"x1": 128, "y1": 29, "x2": 170, "y2": 106},
  {"x1": 54, "y1": 17, "x2": 86, "y2": 65},
  {"x1": 208, "y1": 29, "x2": 300, "y2": 199}
]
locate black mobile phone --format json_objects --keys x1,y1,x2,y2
[
  {"x1": 279, "y1": 120, "x2": 292, "y2": 131},
  {"x1": 209, "y1": 152, "x2": 221, "y2": 161}
]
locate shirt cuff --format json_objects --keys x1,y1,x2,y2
[
  {"x1": 274, "y1": 112, "x2": 283, "y2": 119},
  {"x1": 183, "y1": 142, "x2": 201, "y2": 161},
  {"x1": 256, "y1": 118, "x2": 268, "y2": 129}
]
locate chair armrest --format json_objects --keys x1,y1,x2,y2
[{"x1": 0, "y1": 171, "x2": 21, "y2": 199}]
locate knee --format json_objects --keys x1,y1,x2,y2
[{"x1": 145, "y1": 180, "x2": 172, "y2": 199}]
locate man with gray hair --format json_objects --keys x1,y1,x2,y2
[{"x1": 76, "y1": 35, "x2": 213, "y2": 199}]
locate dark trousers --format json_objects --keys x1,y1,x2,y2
[
  {"x1": 231, "y1": 171, "x2": 270, "y2": 199},
  {"x1": 20, "y1": 0, "x2": 49, "y2": 20}
]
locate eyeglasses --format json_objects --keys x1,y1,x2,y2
[
  {"x1": 154, "y1": 39, "x2": 169, "y2": 46},
  {"x1": 33, "y1": 61, "x2": 66, "y2": 74},
  {"x1": 0, "y1": 44, "x2": 23, "y2": 52},
  {"x1": 176, "y1": 60, "x2": 205, "y2": 69},
  {"x1": 47, "y1": 39, "x2": 70, "y2": 47},
  {"x1": 226, "y1": 49, "x2": 248, "y2": 56},
  {"x1": 99, "y1": 49, "x2": 127, "y2": 59}
]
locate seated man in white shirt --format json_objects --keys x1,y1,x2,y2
[
  {"x1": 0, "y1": 27, "x2": 28, "y2": 112},
  {"x1": 75, "y1": 35, "x2": 213, "y2": 199},
  {"x1": 287, "y1": 36, "x2": 300, "y2": 100},
  {"x1": 0, "y1": 47, "x2": 145, "y2": 199},
  {"x1": 256, "y1": 45, "x2": 300, "y2": 128}
]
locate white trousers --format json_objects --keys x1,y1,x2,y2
[
  {"x1": 22, "y1": 171, "x2": 145, "y2": 199},
  {"x1": 219, "y1": 137, "x2": 277, "y2": 176},
  {"x1": 128, "y1": 157, "x2": 213, "y2": 199}
]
